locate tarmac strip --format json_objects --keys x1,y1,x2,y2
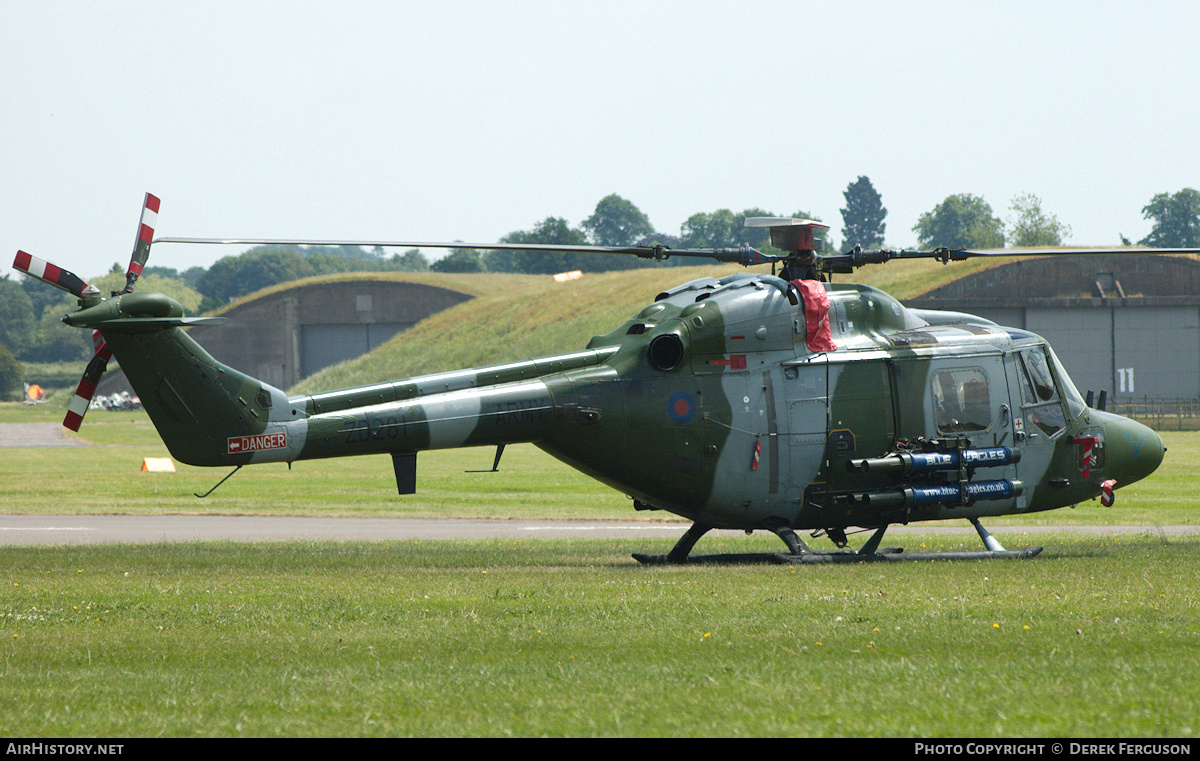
[
  {"x1": 0, "y1": 515, "x2": 1195, "y2": 546},
  {"x1": 0, "y1": 423, "x2": 90, "y2": 448}
]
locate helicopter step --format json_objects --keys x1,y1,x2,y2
[{"x1": 631, "y1": 519, "x2": 1043, "y2": 565}]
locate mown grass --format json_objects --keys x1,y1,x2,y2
[{"x1": 1, "y1": 536, "x2": 1197, "y2": 737}]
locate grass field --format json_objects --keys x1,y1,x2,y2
[
  {"x1": 2, "y1": 536, "x2": 1198, "y2": 737},
  {"x1": 2, "y1": 404, "x2": 1199, "y2": 737}
]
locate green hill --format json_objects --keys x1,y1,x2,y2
[{"x1": 287, "y1": 257, "x2": 1004, "y2": 395}]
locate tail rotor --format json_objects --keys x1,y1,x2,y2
[
  {"x1": 122, "y1": 193, "x2": 160, "y2": 294},
  {"x1": 11, "y1": 193, "x2": 161, "y2": 431}
]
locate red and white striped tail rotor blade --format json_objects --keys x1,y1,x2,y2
[
  {"x1": 123, "y1": 192, "x2": 160, "y2": 293},
  {"x1": 12, "y1": 251, "x2": 97, "y2": 298},
  {"x1": 63, "y1": 331, "x2": 112, "y2": 432}
]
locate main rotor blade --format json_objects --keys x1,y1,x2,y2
[
  {"x1": 152, "y1": 237, "x2": 781, "y2": 267},
  {"x1": 823, "y1": 245, "x2": 1200, "y2": 272},
  {"x1": 942, "y1": 246, "x2": 1200, "y2": 260}
]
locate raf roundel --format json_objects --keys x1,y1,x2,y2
[{"x1": 667, "y1": 391, "x2": 696, "y2": 424}]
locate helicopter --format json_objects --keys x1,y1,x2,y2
[{"x1": 13, "y1": 194, "x2": 1196, "y2": 564}]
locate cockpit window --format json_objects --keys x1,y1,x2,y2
[
  {"x1": 932, "y1": 368, "x2": 991, "y2": 433},
  {"x1": 1017, "y1": 348, "x2": 1068, "y2": 437},
  {"x1": 1048, "y1": 348, "x2": 1088, "y2": 420},
  {"x1": 1025, "y1": 348, "x2": 1057, "y2": 402}
]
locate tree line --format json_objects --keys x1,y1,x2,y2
[{"x1": 2, "y1": 182, "x2": 1198, "y2": 398}]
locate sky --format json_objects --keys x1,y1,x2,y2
[{"x1": 4, "y1": 1, "x2": 1200, "y2": 281}]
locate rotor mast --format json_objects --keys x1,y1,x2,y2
[{"x1": 743, "y1": 217, "x2": 830, "y2": 281}]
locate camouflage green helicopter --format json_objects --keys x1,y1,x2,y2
[{"x1": 14, "y1": 194, "x2": 1195, "y2": 564}]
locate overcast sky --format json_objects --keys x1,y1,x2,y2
[{"x1": 4, "y1": 1, "x2": 1199, "y2": 281}]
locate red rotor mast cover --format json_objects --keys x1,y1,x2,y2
[{"x1": 791, "y1": 278, "x2": 836, "y2": 352}]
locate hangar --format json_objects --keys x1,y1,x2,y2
[
  {"x1": 186, "y1": 277, "x2": 472, "y2": 389},
  {"x1": 905, "y1": 254, "x2": 1200, "y2": 401},
  {"x1": 97, "y1": 276, "x2": 472, "y2": 396}
]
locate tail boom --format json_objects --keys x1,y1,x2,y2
[
  {"x1": 298, "y1": 379, "x2": 560, "y2": 462},
  {"x1": 78, "y1": 292, "x2": 595, "y2": 470}
]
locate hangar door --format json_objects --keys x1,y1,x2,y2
[
  {"x1": 1113, "y1": 306, "x2": 1199, "y2": 399},
  {"x1": 300, "y1": 323, "x2": 410, "y2": 379}
]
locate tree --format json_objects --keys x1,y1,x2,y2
[
  {"x1": 729, "y1": 208, "x2": 776, "y2": 250},
  {"x1": 20, "y1": 273, "x2": 74, "y2": 321},
  {"x1": 1007, "y1": 193, "x2": 1070, "y2": 247},
  {"x1": 681, "y1": 209, "x2": 739, "y2": 249},
  {"x1": 390, "y1": 249, "x2": 430, "y2": 272},
  {"x1": 1139, "y1": 188, "x2": 1200, "y2": 248},
  {"x1": 0, "y1": 342, "x2": 22, "y2": 402},
  {"x1": 89, "y1": 272, "x2": 204, "y2": 315},
  {"x1": 681, "y1": 207, "x2": 800, "y2": 251},
  {"x1": 577, "y1": 195, "x2": 658, "y2": 271},
  {"x1": 430, "y1": 248, "x2": 485, "y2": 273},
  {"x1": 306, "y1": 251, "x2": 355, "y2": 276},
  {"x1": 913, "y1": 194, "x2": 1005, "y2": 249},
  {"x1": 0, "y1": 277, "x2": 36, "y2": 358},
  {"x1": 29, "y1": 313, "x2": 91, "y2": 363},
  {"x1": 840, "y1": 176, "x2": 887, "y2": 250},
  {"x1": 180, "y1": 266, "x2": 207, "y2": 288},
  {"x1": 195, "y1": 247, "x2": 315, "y2": 311},
  {"x1": 484, "y1": 217, "x2": 590, "y2": 274},
  {"x1": 582, "y1": 194, "x2": 654, "y2": 247}
]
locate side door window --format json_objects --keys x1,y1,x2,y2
[{"x1": 931, "y1": 367, "x2": 992, "y2": 434}]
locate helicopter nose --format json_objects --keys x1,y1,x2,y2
[{"x1": 1105, "y1": 417, "x2": 1165, "y2": 487}]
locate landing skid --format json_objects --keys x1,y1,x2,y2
[{"x1": 632, "y1": 519, "x2": 1044, "y2": 565}]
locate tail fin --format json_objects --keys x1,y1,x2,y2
[{"x1": 66, "y1": 291, "x2": 299, "y2": 467}]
